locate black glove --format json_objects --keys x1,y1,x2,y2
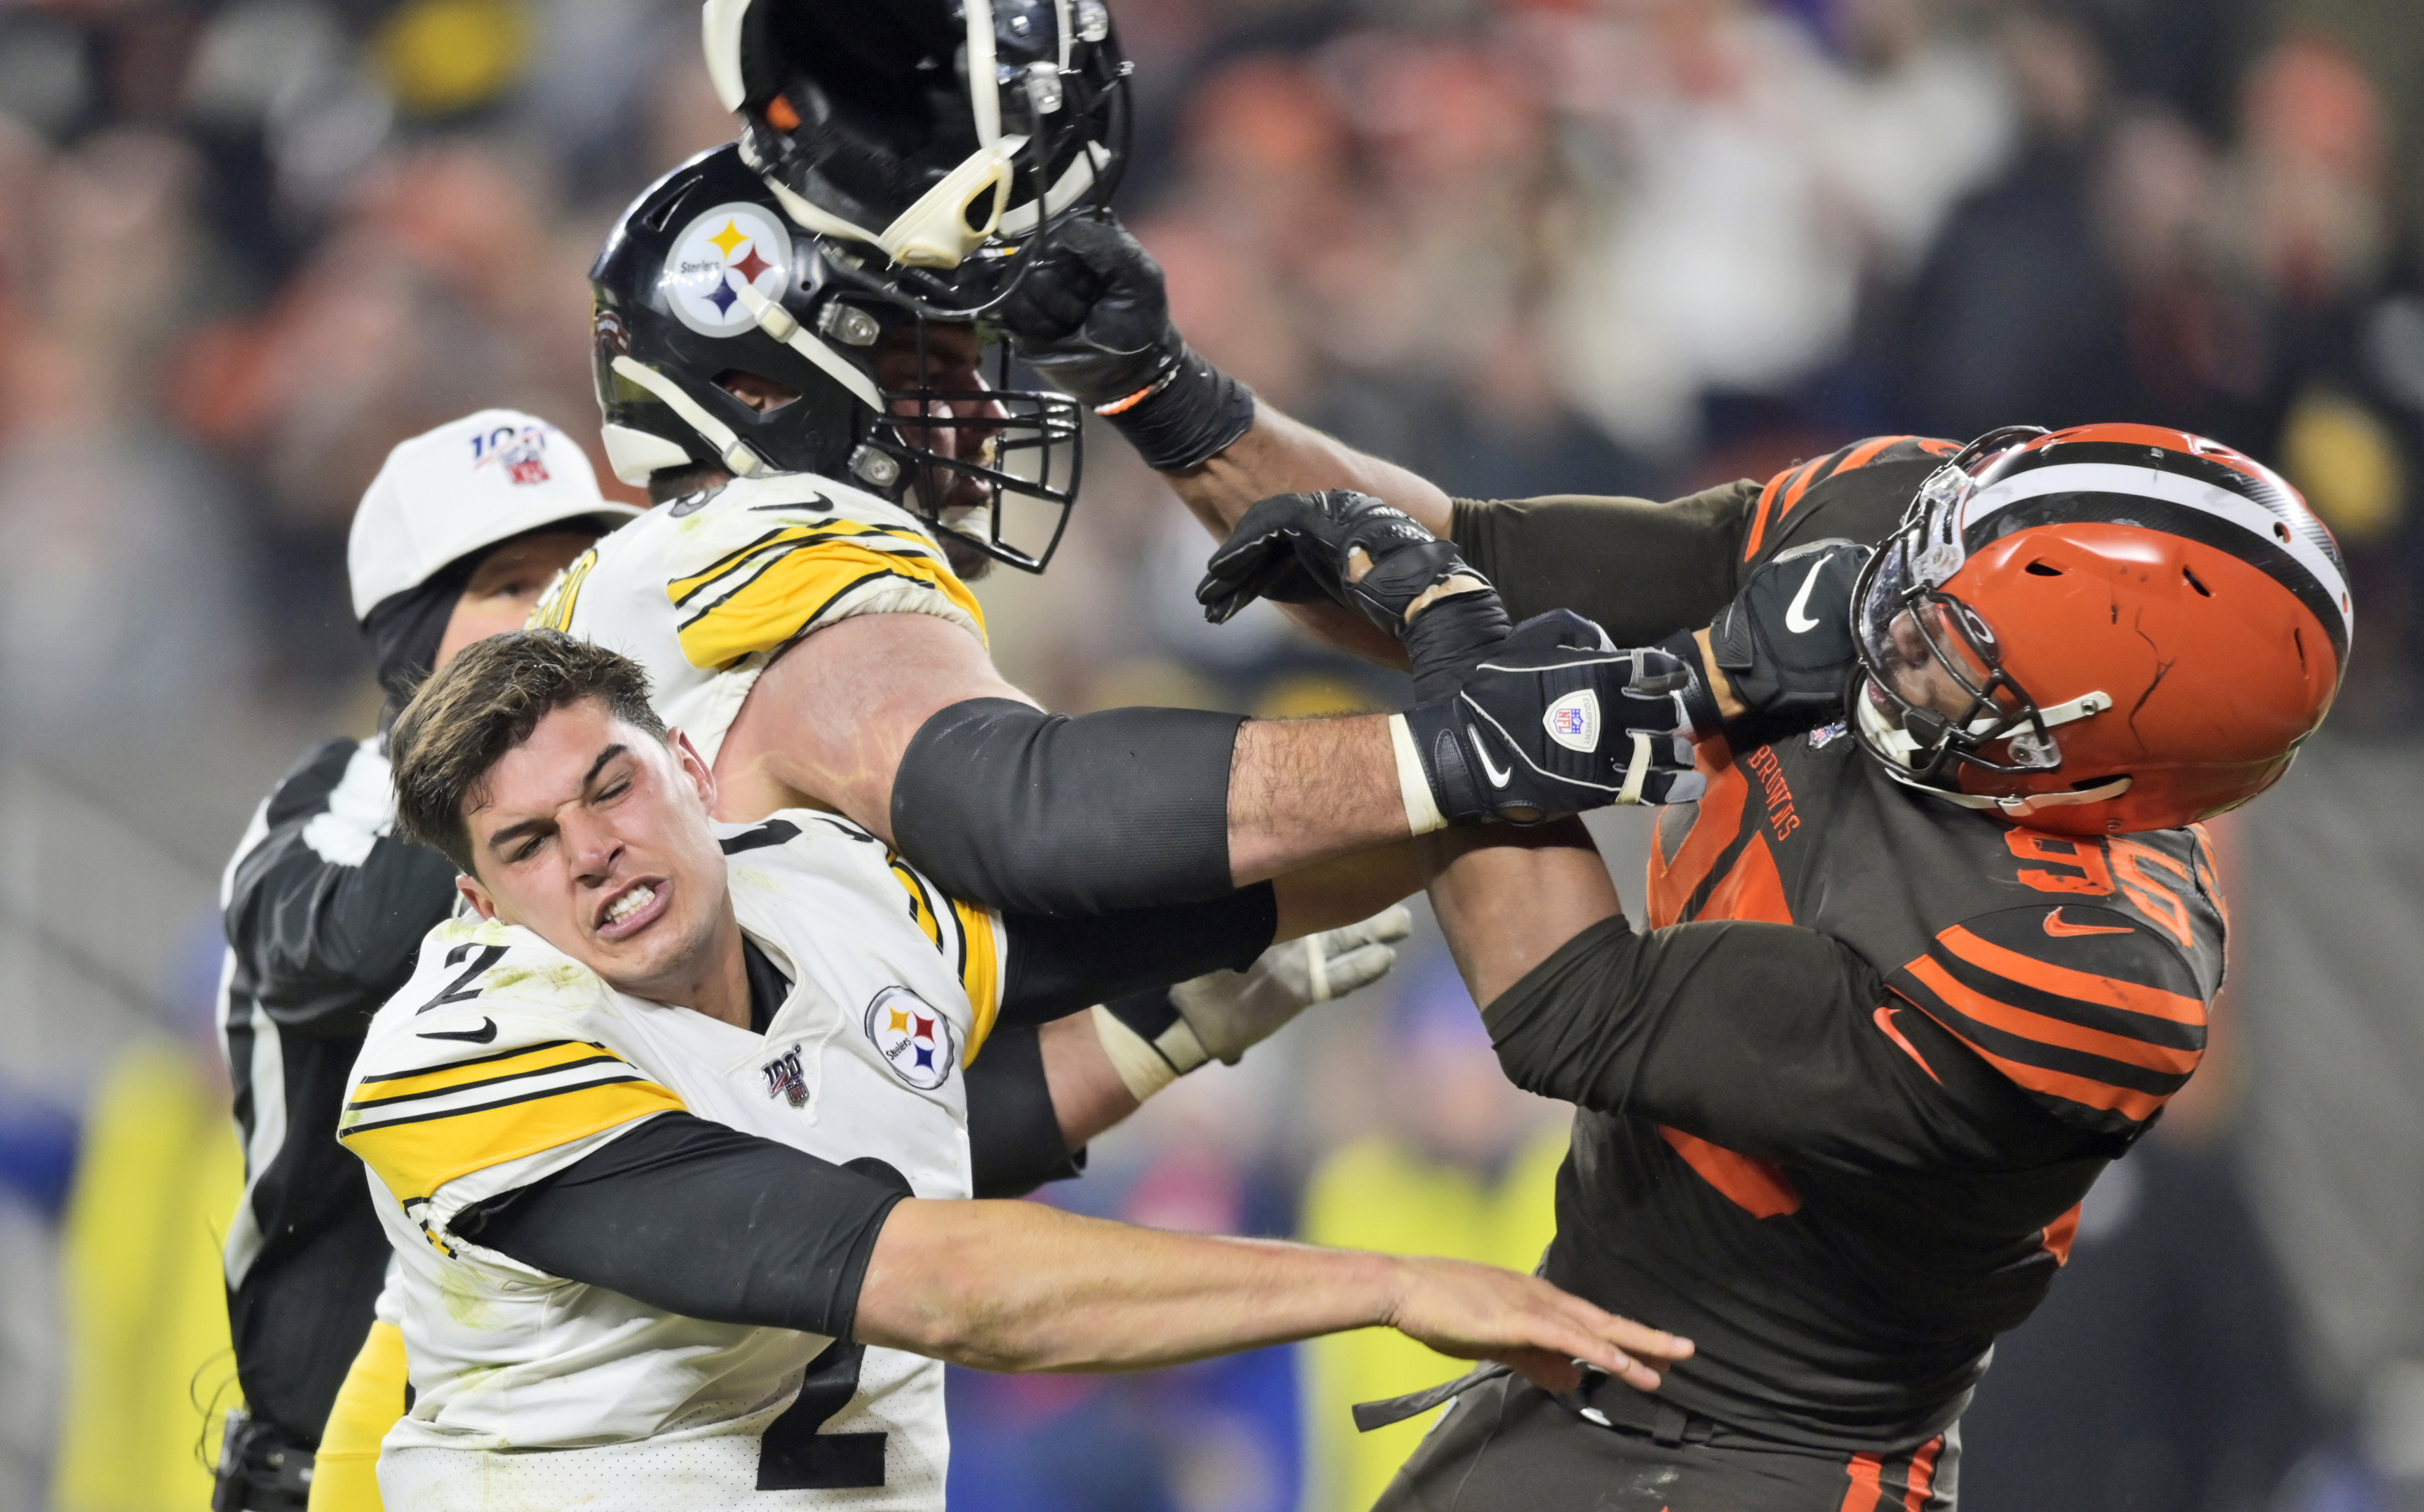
[
  {"x1": 992, "y1": 211, "x2": 1254, "y2": 471},
  {"x1": 1199, "y1": 489, "x2": 1511, "y2": 699},
  {"x1": 1404, "y1": 612, "x2": 1707, "y2": 824},
  {"x1": 1666, "y1": 539, "x2": 1871, "y2": 741}
]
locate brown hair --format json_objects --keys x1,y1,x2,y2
[{"x1": 389, "y1": 628, "x2": 668, "y2": 874}]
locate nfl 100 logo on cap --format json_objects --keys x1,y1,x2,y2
[
  {"x1": 1544, "y1": 689, "x2": 1601, "y2": 753},
  {"x1": 665, "y1": 203, "x2": 793, "y2": 338},
  {"x1": 865, "y1": 986, "x2": 957, "y2": 1090},
  {"x1": 469, "y1": 421, "x2": 555, "y2": 486}
]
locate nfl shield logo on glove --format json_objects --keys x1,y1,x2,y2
[
  {"x1": 1544, "y1": 689, "x2": 1602, "y2": 753},
  {"x1": 866, "y1": 986, "x2": 958, "y2": 1090}
]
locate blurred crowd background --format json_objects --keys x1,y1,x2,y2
[{"x1": 1, "y1": 0, "x2": 2421, "y2": 1508}]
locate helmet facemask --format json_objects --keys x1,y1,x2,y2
[
  {"x1": 860, "y1": 313, "x2": 1082, "y2": 572},
  {"x1": 1849, "y1": 428, "x2": 2121, "y2": 803}
]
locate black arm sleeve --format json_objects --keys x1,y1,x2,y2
[
  {"x1": 224, "y1": 739, "x2": 462, "y2": 1039},
  {"x1": 964, "y1": 1023, "x2": 1085, "y2": 1196},
  {"x1": 1448, "y1": 480, "x2": 1760, "y2": 646},
  {"x1": 995, "y1": 882, "x2": 1276, "y2": 1029},
  {"x1": 891, "y1": 700, "x2": 1246, "y2": 915},
  {"x1": 452, "y1": 1112, "x2": 908, "y2": 1339},
  {"x1": 1485, "y1": 914, "x2": 2095, "y2": 1173}
]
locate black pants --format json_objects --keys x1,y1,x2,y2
[{"x1": 1373, "y1": 1373, "x2": 1958, "y2": 1512}]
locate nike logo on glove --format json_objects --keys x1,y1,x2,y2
[
  {"x1": 2043, "y1": 908, "x2": 2133, "y2": 938},
  {"x1": 1469, "y1": 727, "x2": 1514, "y2": 788},
  {"x1": 1784, "y1": 558, "x2": 1829, "y2": 633},
  {"x1": 419, "y1": 1018, "x2": 499, "y2": 1044}
]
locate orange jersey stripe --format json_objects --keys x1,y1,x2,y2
[
  {"x1": 1934, "y1": 925, "x2": 2207, "y2": 1028},
  {"x1": 1903, "y1": 1437, "x2": 1944, "y2": 1510},
  {"x1": 1657, "y1": 1126, "x2": 1801, "y2": 1217},
  {"x1": 1646, "y1": 751, "x2": 1751, "y2": 929},
  {"x1": 2040, "y1": 1201, "x2": 2083, "y2": 1266},
  {"x1": 1741, "y1": 465, "x2": 1798, "y2": 562},
  {"x1": 1904, "y1": 955, "x2": 2200, "y2": 1076},
  {"x1": 1897, "y1": 985, "x2": 2169, "y2": 1121},
  {"x1": 1779, "y1": 453, "x2": 1826, "y2": 516},
  {"x1": 1839, "y1": 1452, "x2": 1885, "y2": 1512}
]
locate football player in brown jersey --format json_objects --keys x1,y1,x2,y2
[{"x1": 1179, "y1": 424, "x2": 2347, "y2": 1509}]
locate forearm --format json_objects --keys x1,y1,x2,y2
[
  {"x1": 856, "y1": 1197, "x2": 1398, "y2": 1372},
  {"x1": 1270, "y1": 842, "x2": 1425, "y2": 940},
  {"x1": 1037, "y1": 1013, "x2": 1140, "y2": 1149},
  {"x1": 1172, "y1": 410, "x2": 1453, "y2": 664},
  {"x1": 1227, "y1": 714, "x2": 1410, "y2": 884},
  {"x1": 1420, "y1": 821, "x2": 1623, "y2": 1008}
]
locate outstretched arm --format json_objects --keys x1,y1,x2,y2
[
  {"x1": 451, "y1": 1109, "x2": 1692, "y2": 1393},
  {"x1": 856, "y1": 1194, "x2": 1688, "y2": 1389}
]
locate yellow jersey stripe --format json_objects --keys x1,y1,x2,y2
[
  {"x1": 889, "y1": 859, "x2": 944, "y2": 950},
  {"x1": 673, "y1": 542, "x2": 987, "y2": 671},
  {"x1": 347, "y1": 1051, "x2": 628, "y2": 1112},
  {"x1": 353, "y1": 1040, "x2": 615, "y2": 1103},
  {"x1": 952, "y1": 898, "x2": 1003, "y2": 1062},
  {"x1": 529, "y1": 548, "x2": 600, "y2": 632},
  {"x1": 666, "y1": 521, "x2": 943, "y2": 609},
  {"x1": 666, "y1": 527, "x2": 800, "y2": 609},
  {"x1": 341, "y1": 1076, "x2": 684, "y2": 1203}
]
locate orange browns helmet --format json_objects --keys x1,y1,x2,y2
[{"x1": 1850, "y1": 423, "x2": 2352, "y2": 835}]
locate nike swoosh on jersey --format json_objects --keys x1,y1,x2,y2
[
  {"x1": 1784, "y1": 558, "x2": 1828, "y2": 633},
  {"x1": 419, "y1": 1018, "x2": 500, "y2": 1044},
  {"x1": 2043, "y1": 908, "x2": 2134, "y2": 938},
  {"x1": 1470, "y1": 728, "x2": 1514, "y2": 788}
]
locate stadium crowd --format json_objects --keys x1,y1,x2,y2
[{"x1": 0, "y1": 0, "x2": 2418, "y2": 1508}]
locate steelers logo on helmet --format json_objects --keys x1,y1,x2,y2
[
  {"x1": 865, "y1": 985, "x2": 957, "y2": 1091},
  {"x1": 663, "y1": 203, "x2": 793, "y2": 338}
]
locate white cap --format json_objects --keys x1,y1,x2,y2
[{"x1": 347, "y1": 410, "x2": 644, "y2": 621}]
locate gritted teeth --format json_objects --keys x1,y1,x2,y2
[{"x1": 605, "y1": 884, "x2": 656, "y2": 926}]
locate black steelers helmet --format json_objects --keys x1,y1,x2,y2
[
  {"x1": 591, "y1": 143, "x2": 1081, "y2": 570},
  {"x1": 701, "y1": 0, "x2": 1129, "y2": 313}
]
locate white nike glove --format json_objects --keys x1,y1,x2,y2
[
  {"x1": 1091, "y1": 905, "x2": 1415, "y2": 1098},
  {"x1": 1174, "y1": 904, "x2": 1415, "y2": 1064}
]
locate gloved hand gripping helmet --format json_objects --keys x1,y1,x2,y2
[
  {"x1": 1850, "y1": 424, "x2": 2352, "y2": 834},
  {"x1": 591, "y1": 143, "x2": 1080, "y2": 569},
  {"x1": 701, "y1": 0, "x2": 1130, "y2": 312}
]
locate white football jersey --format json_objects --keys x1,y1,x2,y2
[
  {"x1": 338, "y1": 812, "x2": 1009, "y2": 1511},
  {"x1": 531, "y1": 472, "x2": 985, "y2": 764}
]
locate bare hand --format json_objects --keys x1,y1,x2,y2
[{"x1": 1382, "y1": 1255, "x2": 1693, "y2": 1396}]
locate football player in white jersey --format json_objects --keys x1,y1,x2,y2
[
  {"x1": 553, "y1": 7, "x2": 1521, "y2": 955},
  {"x1": 339, "y1": 629, "x2": 1691, "y2": 1511}
]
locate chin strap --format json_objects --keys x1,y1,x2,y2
[{"x1": 1854, "y1": 684, "x2": 2132, "y2": 818}]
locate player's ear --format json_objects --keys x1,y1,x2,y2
[
  {"x1": 455, "y1": 872, "x2": 501, "y2": 922},
  {"x1": 667, "y1": 727, "x2": 716, "y2": 809}
]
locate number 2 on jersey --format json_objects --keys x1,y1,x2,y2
[{"x1": 417, "y1": 943, "x2": 507, "y2": 1014}]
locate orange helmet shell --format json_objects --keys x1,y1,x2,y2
[{"x1": 1854, "y1": 424, "x2": 2352, "y2": 834}]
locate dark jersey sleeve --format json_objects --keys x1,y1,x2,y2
[
  {"x1": 1486, "y1": 914, "x2": 2101, "y2": 1174},
  {"x1": 1883, "y1": 903, "x2": 2212, "y2": 1141},
  {"x1": 452, "y1": 1112, "x2": 909, "y2": 1340},
  {"x1": 224, "y1": 738, "x2": 462, "y2": 1040},
  {"x1": 1448, "y1": 480, "x2": 1758, "y2": 644},
  {"x1": 964, "y1": 1023, "x2": 1085, "y2": 1196},
  {"x1": 994, "y1": 882, "x2": 1277, "y2": 1029},
  {"x1": 1447, "y1": 436, "x2": 1962, "y2": 647}
]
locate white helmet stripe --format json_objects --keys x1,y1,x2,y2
[
  {"x1": 1960, "y1": 460, "x2": 2352, "y2": 645},
  {"x1": 965, "y1": 0, "x2": 1001, "y2": 147},
  {"x1": 701, "y1": 0, "x2": 750, "y2": 113}
]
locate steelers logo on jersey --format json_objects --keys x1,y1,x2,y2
[
  {"x1": 663, "y1": 202, "x2": 793, "y2": 338},
  {"x1": 865, "y1": 985, "x2": 959, "y2": 1090}
]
